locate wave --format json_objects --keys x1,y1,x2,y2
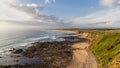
[
  {"x1": 50, "y1": 36, "x2": 56, "y2": 40},
  {"x1": 26, "y1": 35, "x2": 58, "y2": 42},
  {"x1": 26, "y1": 36, "x2": 50, "y2": 41}
]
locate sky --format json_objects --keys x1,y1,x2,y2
[{"x1": 0, "y1": 0, "x2": 120, "y2": 30}]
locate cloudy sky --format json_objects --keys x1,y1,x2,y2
[{"x1": 0, "y1": 0, "x2": 120, "y2": 30}]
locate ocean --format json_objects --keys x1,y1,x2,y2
[{"x1": 0, "y1": 30, "x2": 68, "y2": 56}]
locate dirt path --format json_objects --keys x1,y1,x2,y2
[{"x1": 67, "y1": 43, "x2": 97, "y2": 68}]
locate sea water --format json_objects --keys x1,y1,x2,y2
[{"x1": 0, "y1": 30, "x2": 69, "y2": 55}]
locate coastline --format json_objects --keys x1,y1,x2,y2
[{"x1": 0, "y1": 30, "x2": 97, "y2": 68}]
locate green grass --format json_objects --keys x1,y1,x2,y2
[{"x1": 89, "y1": 31, "x2": 120, "y2": 68}]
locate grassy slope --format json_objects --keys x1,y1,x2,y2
[{"x1": 89, "y1": 30, "x2": 120, "y2": 68}]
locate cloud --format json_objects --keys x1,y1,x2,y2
[
  {"x1": 1, "y1": 0, "x2": 120, "y2": 29},
  {"x1": 5, "y1": 3, "x2": 65, "y2": 28},
  {"x1": 66, "y1": 0, "x2": 120, "y2": 28},
  {"x1": 17, "y1": 3, "x2": 43, "y2": 14},
  {"x1": 68, "y1": 6, "x2": 120, "y2": 28},
  {"x1": 44, "y1": 0, "x2": 56, "y2": 4},
  {"x1": 0, "y1": 0, "x2": 64, "y2": 29},
  {"x1": 0, "y1": 0, "x2": 30, "y2": 20},
  {"x1": 100, "y1": 0, "x2": 120, "y2": 7}
]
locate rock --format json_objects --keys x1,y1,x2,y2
[{"x1": 13, "y1": 49, "x2": 23, "y2": 54}]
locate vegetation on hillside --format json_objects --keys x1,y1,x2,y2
[{"x1": 89, "y1": 30, "x2": 120, "y2": 68}]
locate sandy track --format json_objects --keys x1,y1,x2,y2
[{"x1": 67, "y1": 43, "x2": 97, "y2": 68}]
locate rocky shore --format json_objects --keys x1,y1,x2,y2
[{"x1": 0, "y1": 35, "x2": 89, "y2": 68}]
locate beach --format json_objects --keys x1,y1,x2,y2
[{"x1": 0, "y1": 30, "x2": 97, "y2": 68}]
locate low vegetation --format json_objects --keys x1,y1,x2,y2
[{"x1": 89, "y1": 30, "x2": 120, "y2": 68}]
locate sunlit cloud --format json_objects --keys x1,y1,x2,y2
[
  {"x1": 100, "y1": 0, "x2": 120, "y2": 7},
  {"x1": 69, "y1": 6, "x2": 120, "y2": 28},
  {"x1": 0, "y1": 0, "x2": 63, "y2": 29},
  {"x1": 0, "y1": 0, "x2": 68, "y2": 30},
  {"x1": 10, "y1": 3, "x2": 63, "y2": 27},
  {"x1": 0, "y1": 0, "x2": 30, "y2": 20},
  {"x1": 64, "y1": 0, "x2": 120, "y2": 28},
  {"x1": 44, "y1": 0, "x2": 56, "y2": 4}
]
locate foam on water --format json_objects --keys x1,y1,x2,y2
[
  {"x1": 26, "y1": 36, "x2": 50, "y2": 41},
  {"x1": 50, "y1": 36, "x2": 56, "y2": 40}
]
